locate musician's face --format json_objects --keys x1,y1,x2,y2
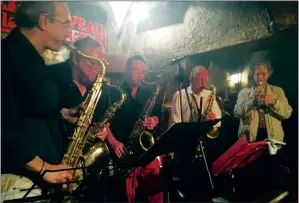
[
  {"x1": 191, "y1": 69, "x2": 208, "y2": 90},
  {"x1": 128, "y1": 60, "x2": 146, "y2": 87},
  {"x1": 254, "y1": 64, "x2": 269, "y2": 86},
  {"x1": 77, "y1": 46, "x2": 105, "y2": 85},
  {"x1": 43, "y1": 2, "x2": 71, "y2": 52}
]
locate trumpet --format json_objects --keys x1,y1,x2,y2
[{"x1": 256, "y1": 82, "x2": 270, "y2": 114}]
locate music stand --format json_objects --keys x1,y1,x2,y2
[
  {"x1": 137, "y1": 120, "x2": 220, "y2": 166},
  {"x1": 212, "y1": 136, "x2": 267, "y2": 193},
  {"x1": 134, "y1": 121, "x2": 220, "y2": 202}
]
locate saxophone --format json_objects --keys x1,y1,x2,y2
[
  {"x1": 82, "y1": 86, "x2": 126, "y2": 173},
  {"x1": 116, "y1": 84, "x2": 161, "y2": 176},
  {"x1": 202, "y1": 85, "x2": 219, "y2": 139},
  {"x1": 61, "y1": 41, "x2": 108, "y2": 192}
]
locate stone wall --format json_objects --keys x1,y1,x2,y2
[{"x1": 129, "y1": 2, "x2": 270, "y2": 60}]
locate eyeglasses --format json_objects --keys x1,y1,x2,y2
[{"x1": 48, "y1": 15, "x2": 71, "y2": 29}]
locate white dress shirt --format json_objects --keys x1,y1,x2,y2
[{"x1": 171, "y1": 86, "x2": 222, "y2": 127}]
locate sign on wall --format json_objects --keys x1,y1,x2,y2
[{"x1": 1, "y1": 1, "x2": 108, "y2": 64}]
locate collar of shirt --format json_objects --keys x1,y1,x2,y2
[
  {"x1": 121, "y1": 81, "x2": 141, "y2": 99},
  {"x1": 4, "y1": 27, "x2": 45, "y2": 68},
  {"x1": 186, "y1": 85, "x2": 210, "y2": 98}
]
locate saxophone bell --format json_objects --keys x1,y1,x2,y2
[{"x1": 139, "y1": 131, "x2": 155, "y2": 152}]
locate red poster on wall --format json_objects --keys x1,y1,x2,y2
[{"x1": 1, "y1": 1, "x2": 108, "y2": 64}]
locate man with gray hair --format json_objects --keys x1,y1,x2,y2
[
  {"x1": 234, "y1": 60, "x2": 292, "y2": 200},
  {"x1": 170, "y1": 65, "x2": 223, "y2": 202},
  {"x1": 171, "y1": 65, "x2": 222, "y2": 124},
  {"x1": 234, "y1": 60, "x2": 292, "y2": 142},
  {"x1": 2, "y1": 2, "x2": 74, "y2": 201}
]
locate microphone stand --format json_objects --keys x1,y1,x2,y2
[
  {"x1": 187, "y1": 91, "x2": 214, "y2": 190},
  {"x1": 158, "y1": 61, "x2": 185, "y2": 203},
  {"x1": 177, "y1": 63, "x2": 185, "y2": 123}
]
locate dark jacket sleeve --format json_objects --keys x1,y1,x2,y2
[{"x1": 2, "y1": 61, "x2": 38, "y2": 168}]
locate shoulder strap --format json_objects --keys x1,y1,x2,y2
[
  {"x1": 185, "y1": 88, "x2": 196, "y2": 122},
  {"x1": 185, "y1": 88, "x2": 192, "y2": 112}
]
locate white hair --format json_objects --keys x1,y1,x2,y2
[{"x1": 189, "y1": 65, "x2": 208, "y2": 80}]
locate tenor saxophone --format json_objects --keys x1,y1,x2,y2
[
  {"x1": 116, "y1": 84, "x2": 161, "y2": 176},
  {"x1": 61, "y1": 41, "x2": 108, "y2": 192},
  {"x1": 83, "y1": 86, "x2": 126, "y2": 174}
]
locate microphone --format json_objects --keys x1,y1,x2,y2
[
  {"x1": 177, "y1": 63, "x2": 184, "y2": 83},
  {"x1": 169, "y1": 56, "x2": 186, "y2": 65}
]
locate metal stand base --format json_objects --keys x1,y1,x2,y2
[{"x1": 197, "y1": 138, "x2": 214, "y2": 190}]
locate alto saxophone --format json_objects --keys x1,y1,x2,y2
[
  {"x1": 202, "y1": 85, "x2": 219, "y2": 139},
  {"x1": 117, "y1": 84, "x2": 161, "y2": 176},
  {"x1": 61, "y1": 41, "x2": 108, "y2": 192}
]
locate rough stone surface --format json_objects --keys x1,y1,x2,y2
[{"x1": 129, "y1": 2, "x2": 270, "y2": 60}]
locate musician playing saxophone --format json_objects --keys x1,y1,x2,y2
[
  {"x1": 50, "y1": 37, "x2": 118, "y2": 142},
  {"x1": 105, "y1": 54, "x2": 163, "y2": 203},
  {"x1": 49, "y1": 37, "x2": 124, "y2": 201},
  {"x1": 170, "y1": 66, "x2": 223, "y2": 202},
  {"x1": 1, "y1": 2, "x2": 74, "y2": 201},
  {"x1": 171, "y1": 66, "x2": 221, "y2": 124}
]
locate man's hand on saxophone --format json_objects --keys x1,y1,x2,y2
[
  {"x1": 143, "y1": 116, "x2": 159, "y2": 130},
  {"x1": 42, "y1": 163, "x2": 73, "y2": 186},
  {"x1": 60, "y1": 103, "x2": 85, "y2": 124},
  {"x1": 97, "y1": 123, "x2": 109, "y2": 141},
  {"x1": 206, "y1": 112, "x2": 216, "y2": 120},
  {"x1": 25, "y1": 156, "x2": 73, "y2": 186}
]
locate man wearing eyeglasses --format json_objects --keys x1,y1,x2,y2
[
  {"x1": 50, "y1": 37, "x2": 114, "y2": 143},
  {"x1": 2, "y1": 2, "x2": 74, "y2": 201},
  {"x1": 49, "y1": 36, "x2": 122, "y2": 201}
]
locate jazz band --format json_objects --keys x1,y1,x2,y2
[{"x1": 1, "y1": 2, "x2": 293, "y2": 203}]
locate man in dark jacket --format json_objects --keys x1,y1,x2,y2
[
  {"x1": 49, "y1": 37, "x2": 121, "y2": 147},
  {"x1": 49, "y1": 36, "x2": 122, "y2": 202},
  {"x1": 106, "y1": 55, "x2": 164, "y2": 203},
  {"x1": 1, "y1": 2, "x2": 74, "y2": 200}
]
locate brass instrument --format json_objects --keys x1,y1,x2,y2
[
  {"x1": 202, "y1": 85, "x2": 219, "y2": 139},
  {"x1": 77, "y1": 86, "x2": 127, "y2": 175},
  {"x1": 61, "y1": 41, "x2": 109, "y2": 192},
  {"x1": 256, "y1": 82, "x2": 270, "y2": 114},
  {"x1": 116, "y1": 84, "x2": 161, "y2": 176}
]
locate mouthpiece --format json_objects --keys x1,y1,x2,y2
[
  {"x1": 63, "y1": 41, "x2": 82, "y2": 55},
  {"x1": 259, "y1": 81, "x2": 264, "y2": 86}
]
